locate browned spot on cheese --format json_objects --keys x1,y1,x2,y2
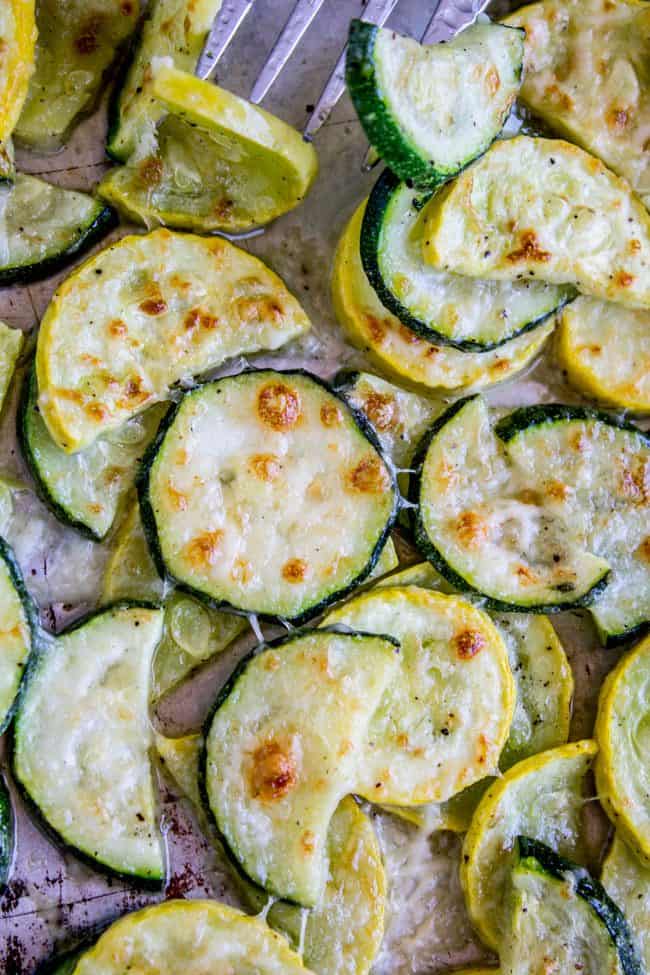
[
  {"x1": 108, "y1": 319, "x2": 127, "y2": 338},
  {"x1": 628, "y1": 239, "x2": 641, "y2": 254},
  {"x1": 455, "y1": 630, "x2": 486, "y2": 660},
  {"x1": 138, "y1": 156, "x2": 163, "y2": 187},
  {"x1": 506, "y1": 230, "x2": 552, "y2": 265},
  {"x1": 183, "y1": 307, "x2": 219, "y2": 331},
  {"x1": 231, "y1": 558, "x2": 253, "y2": 585},
  {"x1": 263, "y1": 653, "x2": 281, "y2": 672},
  {"x1": 248, "y1": 453, "x2": 281, "y2": 482},
  {"x1": 175, "y1": 448, "x2": 189, "y2": 466},
  {"x1": 364, "y1": 391, "x2": 397, "y2": 431},
  {"x1": 516, "y1": 564, "x2": 540, "y2": 585},
  {"x1": 75, "y1": 17, "x2": 102, "y2": 55},
  {"x1": 236, "y1": 295, "x2": 284, "y2": 325},
  {"x1": 437, "y1": 461, "x2": 458, "y2": 488},
  {"x1": 618, "y1": 459, "x2": 649, "y2": 503},
  {"x1": 636, "y1": 537, "x2": 650, "y2": 564},
  {"x1": 85, "y1": 402, "x2": 108, "y2": 421},
  {"x1": 615, "y1": 271, "x2": 634, "y2": 289},
  {"x1": 485, "y1": 65, "x2": 500, "y2": 96},
  {"x1": 55, "y1": 387, "x2": 84, "y2": 404},
  {"x1": 338, "y1": 739, "x2": 353, "y2": 757},
  {"x1": 456, "y1": 511, "x2": 488, "y2": 548},
  {"x1": 517, "y1": 488, "x2": 541, "y2": 504},
  {"x1": 282, "y1": 558, "x2": 309, "y2": 583},
  {"x1": 365, "y1": 315, "x2": 386, "y2": 345},
  {"x1": 88, "y1": 503, "x2": 103, "y2": 515},
  {"x1": 476, "y1": 733, "x2": 489, "y2": 765},
  {"x1": 543, "y1": 84, "x2": 573, "y2": 111},
  {"x1": 396, "y1": 733, "x2": 410, "y2": 748},
  {"x1": 257, "y1": 383, "x2": 302, "y2": 430},
  {"x1": 301, "y1": 830, "x2": 316, "y2": 855},
  {"x1": 606, "y1": 106, "x2": 630, "y2": 130},
  {"x1": 398, "y1": 324, "x2": 421, "y2": 346},
  {"x1": 250, "y1": 740, "x2": 297, "y2": 801},
  {"x1": 103, "y1": 466, "x2": 125, "y2": 486},
  {"x1": 139, "y1": 296, "x2": 167, "y2": 316},
  {"x1": 578, "y1": 343, "x2": 602, "y2": 355},
  {"x1": 320, "y1": 402, "x2": 342, "y2": 427},
  {"x1": 570, "y1": 430, "x2": 588, "y2": 453},
  {"x1": 546, "y1": 480, "x2": 570, "y2": 501},
  {"x1": 166, "y1": 483, "x2": 188, "y2": 511},
  {"x1": 183, "y1": 531, "x2": 224, "y2": 569},
  {"x1": 345, "y1": 455, "x2": 389, "y2": 494},
  {"x1": 169, "y1": 274, "x2": 192, "y2": 292}
]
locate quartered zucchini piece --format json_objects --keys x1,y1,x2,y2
[
  {"x1": 106, "y1": 0, "x2": 223, "y2": 161},
  {"x1": 0, "y1": 536, "x2": 36, "y2": 734},
  {"x1": 504, "y1": 836, "x2": 642, "y2": 975},
  {"x1": 557, "y1": 297, "x2": 650, "y2": 413},
  {"x1": 0, "y1": 773, "x2": 14, "y2": 886},
  {"x1": 0, "y1": 0, "x2": 36, "y2": 182},
  {"x1": 99, "y1": 65, "x2": 318, "y2": 232},
  {"x1": 332, "y1": 202, "x2": 555, "y2": 393},
  {"x1": 19, "y1": 369, "x2": 168, "y2": 541},
  {"x1": 602, "y1": 835, "x2": 650, "y2": 971},
  {"x1": 155, "y1": 731, "x2": 204, "y2": 807},
  {"x1": 504, "y1": 0, "x2": 650, "y2": 208},
  {"x1": 0, "y1": 321, "x2": 24, "y2": 412},
  {"x1": 74, "y1": 900, "x2": 310, "y2": 975},
  {"x1": 140, "y1": 370, "x2": 397, "y2": 622},
  {"x1": 35, "y1": 229, "x2": 311, "y2": 452},
  {"x1": 595, "y1": 634, "x2": 650, "y2": 864},
  {"x1": 422, "y1": 137, "x2": 650, "y2": 309},
  {"x1": 323, "y1": 587, "x2": 515, "y2": 805},
  {"x1": 498, "y1": 405, "x2": 650, "y2": 643},
  {"x1": 15, "y1": 0, "x2": 139, "y2": 151},
  {"x1": 103, "y1": 503, "x2": 248, "y2": 701},
  {"x1": 361, "y1": 170, "x2": 571, "y2": 351},
  {"x1": 13, "y1": 603, "x2": 165, "y2": 880},
  {"x1": 0, "y1": 174, "x2": 116, "y2": 287},
  {"x1": 369, "y1": 535, "x2": 398, "y2": 580},
  {"x1": 413, "y1": 396, "x2": 611, "y2": 613},
  {"x1": 204, "y1": 628, "x2": 401, "y2": 905},
  {"x1": 346, "y1": 20, "x2": 524, "y2": 189},
  {"x1": 460, "y1": 740, "x2": 597, "y2": 951}
]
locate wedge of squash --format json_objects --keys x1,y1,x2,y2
[
  {"x1": 422, "y1": 137, "x2": 650, "y2": 309},
  {"x1": 35, "y1": 228, "x2": 311, "y2": 452},
  {"x1": 0, "y1": 0, "x2": 36, "y2": 182},
  {"x1": 0, "y1": 536, "x2": 36, "y2": 735}
]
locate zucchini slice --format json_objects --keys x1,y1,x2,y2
[
  {"x1": 422, "y1": 137, "x2": 650, "y2": 310},
  {"x1": 0, "y1": 174, "x2": 116, "y2": 287},
  {"x1": 0, "y1": 321, "x2": 24, "y2": 412},
  {"x1": 140, "y1": 370, "x2": 397, "y2": 622},
  {"x1": 13, "y1": 603, "x2": 165, "y2": 881},
  {"x1": 19, "y1": 369, "x2": 168, "y2": 541},
  {"x1": 0, "y1": 535, "x2": 36, "y2": 734},
  {"x1": 332, "y1": 201, "x2": 555, "y2": 393},
  {"x1": 361, "y1": 170, "x2": 572, "y2": 351},
  {"x1": 0, "y1": 773, "x2": 14, "y2": 886},
  {"x1": 73, "y1": 900, "x2": 310, "y2": 975},
  {"x1": 504, "y1": 836, "x2": 642, "y2": 975},
  {"x1": 460, "y1": 739, "x2": 598, "y2": 951},
  {"x1": 346, "y1": 20, "x2": 524, "y2": 190},
  {"x1": 35, "y1": 229, "x2": 311, "y2": 452},
  {"x1": 0, "y1": 0, "x2": 36, "y2": 183},
  {"x1": 103, "y1": 502, "x2": 248, "y2": 701},
  {"x1": 323, "y1": 586, "x2": 515, "y2": 805},
  {"x1": 504, "y1": 0, "x2": 650, "y2": 208},
  {"x1": 414, "y1": 396, "x2": 611, "y2": 613},
  {"x1": 106, "y1": 0, "x2": 223, "y2": 161},
  {"x1": 595, "y1": 634, "x2": 650, "y2": 864},
  {"x1": 15, "y1": 0, "x2": 139, "y2": 151},
  {"x1": 498, "y1": 405, "x2": 650, "y2": 643},
  {"x1": 557, "y1": 297, "x2": 650, "y2": 413},
  {"x1": 204, "y1": 628, "x2": 401, "y2": 905},
  {"x1": 99, "y1": 65, "x2": 318, "y2": 233},
  {"x1": 602, "y1": 835, "x2": 650, "y2": 971}
]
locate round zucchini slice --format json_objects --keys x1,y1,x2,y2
[
  {"x1": 204, "y1": 628, "x2": 401, "y2": 906},
  {"x1": 504, "y1": 836, "x2": 642, "y2": 975},
  {"x1": 360, "y1": 169, "x2": 572, "y2": 351},
  {"x1": 595, "y1": 634, "x2": 650, "y2": 864},
  {"x1": 346, "y1": 19, "x2": 524, "y2": 189},
  {"x1": 140, "y1": 370, "x2": 397, "y2": 622},
  {"x1": 0, "y1": 535, "x2": 36, "y2": 735},
  {"x1": 73, "y1": 900, "x2": 310, "y2": 975},
  {"x1": 99, "y1": 66, "x2": 318, "y2": 233},
  {"x1": 461, "y1": 739, "x2": 598, "y2": 951},
  {"x1": 557, "y1": 296, "x2": 650, "y2": 413},
  {"x1": 332, "y1": 202, "x2": 555, "y2": 393},
  {"x1": 0, "y1": 174, "x2": 116, "y2": 286},
  {"x1": 19, "y1": 369, "x2": 168, "y2": 541},
  {"x1": 35, "y1": 229, "x2": 311, "y2": 452},
  {"x1": 0, "y1": 772, "x2": 14, "y2": 887},
  {"x1": 323, "y1": 586, "x2": 515, "y2": 805},
  {"x1": 13, "y1": 603, "x2": 165, "y2": 881},
  {"x1": 413, "y1": 396, "x2": 611, "y2": 613},
  {"x1": 103, "y1": 503, "x2": 248, "y2": 701},
  {"x1": 0, "y1": 0, "x2": 36, "y2": 182},
  {"x1": 602, "y1": 834, "x2": 650, "y2": 971},
  {"x1": 422, "y1": 136, "x2": 650, "y2": 310}
]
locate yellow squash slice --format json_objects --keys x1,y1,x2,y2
[
  {"x1": 0, "y1": 0, "x2": 36, "y2": 180},
  {"x1": 422, "y1": 137, "x2": 650, "y2": 309},
  {"x1": 504, "y1": 0, "x2": 650, "y2": 208},
  {"x1": 602, "y1": 834, "x2": 650, "y2": 971},
  {"x1": 35, "y1": 228, "x2": 311, "y2": 452},
  {"x1": 99, "y1": 65, "x2": 319, "y2": 232},
  {"x1": 332, "y1": 203, "x2": 554, "y2": 393},
  {"x1": 557, "y1": 296, "x2": 650, "y2": 412},
  {"x1": 595, "y1": 633, "x2": 650, "y2": 865}
]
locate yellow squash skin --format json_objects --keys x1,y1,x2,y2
[
  {"x1": 504, "y1": 0, "x2": 650, "y2": 208},
  {"x1": 595, "y1": 633, "x2": 650, "y2": 865},
  {"x1": 0, "y1": 0, "x2": 36, "y2": 176},
  {"x1": 422, "y1": 136, "x2": 650, "y2": 309},
  {"x1": 331, "y1": 203, "x2": 554, "y2": 394},
  {"x1": 557, "y1": 296, "x2": 650, "y2": 413}
]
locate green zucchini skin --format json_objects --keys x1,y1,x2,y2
[
  {"x1": 0, "y1": 535, "x2": 39, "y2": 736},
  {"x1": 0, "y1": 773, "x2": 15, "y2": 888},
  {"x1": 137, "y1": 368, "x2": 399, "y2": 626},
  {"x1": 515, "y1": 837, "x2": 643, "y2": 975},
  {"x1": 409, "y1": 397, "x2": 611, "y2": 614},
  {"x1": 495, "y1": 404, "x2": 650, "y2": 446}
]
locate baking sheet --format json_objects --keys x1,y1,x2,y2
[{"x1": 0, "y1": 1, "x2": 618, "y2": 971}]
